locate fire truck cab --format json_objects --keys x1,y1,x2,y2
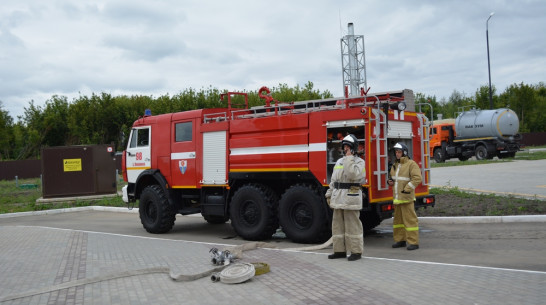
[{"x1": 122, "y1": 87, "x2": 435, "y2": 243}]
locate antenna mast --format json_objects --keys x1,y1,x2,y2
[{"x1": 341, "y1": 23, "x2": 367, "y2": 97}]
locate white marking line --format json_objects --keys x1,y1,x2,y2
[
  {"x1": 5, "y1": 225, "x2": 546, "y2": 275},
  {"x1": 8, "y1": 225, "x2": 235, "y2": 248},
  {"x1": 364, "y1": 256, "x2": 546, "y2": 275}
]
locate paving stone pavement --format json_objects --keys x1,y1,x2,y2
[{"x1": 1, "y1": 226, "x2": 545, "y2": 305}]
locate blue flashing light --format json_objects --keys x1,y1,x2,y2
[{"x1": 144, "y1": 109, "x2": 152, "y2": 116}]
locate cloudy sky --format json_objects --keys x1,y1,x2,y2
[{"x1": 1, "y1": 0, "x2": 544, "y2": 119}]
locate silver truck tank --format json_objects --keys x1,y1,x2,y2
[{"x1": 455, "y1": 108, "x2": 519, "y2": 140}]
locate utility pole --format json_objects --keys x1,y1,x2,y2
[{"x1": 486, "y1": 12, "x2": 495, "y2": 109}]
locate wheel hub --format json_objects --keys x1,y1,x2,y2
[
  {"x1": 292, "y1": 202, "x2": 312, "y2": 229},
  {"x1": 146, "y1": 201, "x2": 157, "y2": 219},
  {"x1": 242, "y1": 201, "x2": 258, "y2": 225}
]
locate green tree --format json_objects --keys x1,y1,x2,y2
[
  {"x1": 68, "y1": 93, "x2": 127, "y2": 148},
  {"x1": 10, "y1": 121, "x2": 28, "y2": 160},
  {"x1": 268, "y1": 81, "x2": 331, "y2": 102},
  {"x1": 498, "y1": 83, "x2": 536, "y2": 132},
  {"x1": 521, "y1": 82, "x2": 546, "y2": 132},
  {"x1": 42, "y1": 96, "x2": 70, "y2": 147},
  {"x1": 414, "y1": 93, "x2": 439, "y2": 121},
  {"x1": 441, "y1": 90, "x2": 475, "y2": 118},
  {"x1": 18, "y1": 101, "x2": 45, "y2": 159},
  {"x1": 474, "y1": 85, "x2": 498, "y2": 110},
  {"x1": 0, "y1": 101, "x2": 14, "y2": 160}
]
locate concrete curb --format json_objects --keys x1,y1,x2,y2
[
  {"x1": 422, "y1": 215, "x2": 546, "y2": 224},
  {"x1": 36, "y1": 193, "x2": 120, "y2": 204},
  {"x1": 429, "y1": 185, "x2": 546, "y2": 201},
  {"x1": 0, "y1": 206, "x2": 138, "y2": 219},
  {"x1": 1, "y1": 206, "x2": 545, "y2": 223},
  {"x1": 382, "y1": 215, "x2": 546, "y2": 224}
]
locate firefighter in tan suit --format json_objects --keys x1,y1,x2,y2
[
  {"x1": 387, "y1": 142, "x2": 422, "y2": 250},
  {"x1": 325, "y1": 134, "x2": 366, "y2": 261}
]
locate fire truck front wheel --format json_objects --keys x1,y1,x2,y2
[
  {"x1": 278, "y1": 185, "x2": 330, "y2": 244},
  {"x1": 229, "y1": 184, "x2": 279, "y2": 241},
  {"x1": 139, "y1": 185, "x2": 176, "y2": 234}
]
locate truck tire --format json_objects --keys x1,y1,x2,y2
[
  {"x1": 139, "y1": 185, "x2": 176, "y2": 234},
  {"x1": 433, "y1": 148, "x2": 444, "y2": 163},
  {"x1": 229, "y1": 184, "x2": 279, "y2": 241},
  {"x1": 360, "y1": 211, "x2": 381, "y2": 231},
  {"x1": 475, "y1": 145, "x2": 488, "y2": 160},
  {"x1": 278, "y1": 185, "x2": 331, "y2": 244}
]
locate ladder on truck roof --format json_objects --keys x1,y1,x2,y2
[
  {"x1": 371, "y1": 106, "x2": 389, "y2": 191},
  {"x1": 231, "y1": 97, "x2": 356, "y2": 119},
  {"x1": 203, "y1": 90, "x2": 409, "y2": 123},
  {"x1": 418, "y1": 113, "x2": 431, "y2": 186}
]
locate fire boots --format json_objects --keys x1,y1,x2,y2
[{"x1": 328, "y1": 252, "x2": 346, "y2": 259}]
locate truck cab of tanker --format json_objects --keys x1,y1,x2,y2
[{"x1": 429, "y1": 120, "x2": 457, "y2": 162}]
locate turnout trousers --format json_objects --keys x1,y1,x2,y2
[
  {"x1": 393, "y1": 202, "x2": 419, "y2": 245},
  {"x1": 332, "y1": 209, "x2": 364, "y2": 254}
]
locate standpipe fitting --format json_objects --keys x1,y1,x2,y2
[{"x1": 209, "y1": 248, "x2": 233, "y2": 266}]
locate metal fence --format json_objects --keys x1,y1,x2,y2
[
  {"x1": 0, "y1": 159, "x2": 42, "y2": 181},
  {"x1": 521, "y1": 132, "x2": 546, "y2": 147},
  {"x1": 0, "y1": 154, "x2": 122, "y2": 181}
]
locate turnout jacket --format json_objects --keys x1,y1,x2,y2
[
  {"x1": 325, "y1": 155, "x2": 366, "y2": 210},
  {"x1": 390, "y1": 156, "x2": 422, "y2": 204}
]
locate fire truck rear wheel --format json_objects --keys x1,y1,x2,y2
[
  {"x1": 229, "y1": 184, "x2": 279, "y2": 241},
  {"x1": 278, "y1": 185, "x2": 330, "y2": 244},
  {"x1": 139, "y1": 185, "x2": 175, "y2": 234}
]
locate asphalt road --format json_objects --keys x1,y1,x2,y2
[{"x1": 430, "y1": 159, "x2": 546, "y2": 199}]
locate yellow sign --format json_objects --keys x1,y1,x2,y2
[{"x1": 63, "y1": 158, "x2": 82, "y2": 172}]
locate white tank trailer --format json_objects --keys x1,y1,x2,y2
[
  {"x1": 455, "y1": 108, "x2": 520, "y2": 140},
  {"x1": 444, "y1": 108, "x2": 522, "y2": 160}
]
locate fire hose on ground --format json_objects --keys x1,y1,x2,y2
[{"x1": 0, "y1": 237, "x2": 333, "y2": 302}]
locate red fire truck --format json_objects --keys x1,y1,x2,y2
[{"x1": 122, "y1": 87, "x2": 435, "y2": 243}]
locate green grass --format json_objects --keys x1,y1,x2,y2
[
  {"x1": 513, "y1": 150, "x2": 546, "y2": 160},
  {"x1": 0, "y1": 177, "x2": 127, "y2": 214}
]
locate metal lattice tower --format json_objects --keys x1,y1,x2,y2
[{"x1": 341, "y1": 23, "x2": 367, "y2": 97}]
